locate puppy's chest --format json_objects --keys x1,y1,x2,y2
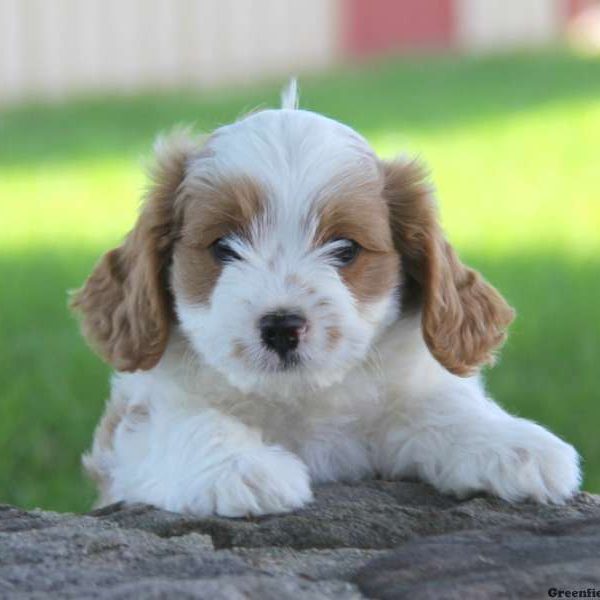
[{"x1": 226, "y1": 378, "x2": 386, "y2": 448}]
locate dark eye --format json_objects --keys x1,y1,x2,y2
[
  {"x1": 329, "y1": 239, "x2": 360, "y2": 266},
  {"x1": 211, "y1": 238, "x2": 241, "y2": 263}
]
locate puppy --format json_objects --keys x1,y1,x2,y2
[{"x1": 72, "y1": 82, "x2": 580, "y2": 517}]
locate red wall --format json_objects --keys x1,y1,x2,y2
[
  {"x1": 344, "y1": 0, "x2": 455, "y2": 56},
  {"x1": 566, "y1": 0, "x2": 598, "y2": 17}
]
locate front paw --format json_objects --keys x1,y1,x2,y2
[
  {"x1": 191, "y1": 446, "x2": 313, "y2": 518},
  {"x1": 448, "y1": 420, "x2": 581, "y2": 504},
  {"x1": 497, "y1": 423, "x2": 581, "y2": 503}
]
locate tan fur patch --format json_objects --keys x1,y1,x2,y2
[
  {"x1": 285, "y1": 274, "x2": 302, "y2": 287},
  {"x1": 231, "y1": 339, "x2": 247, "y2": 359},
  {"x1": 317, "y1": 298, "x2": 333, "y2": 309},
  {"x1": 93, "y1": 397, "x2": 127, "y2": 452},
  {"x1": 316, "y1": 178, "x2": 400, "y2": 303},
  {"x1": 124, "y1": 404, "x2": 150, "y2": 431},
  {"x1": 382, "y1": 159, "x2": 515, "y2": 376},
  {"x1": 316, "y1": 181, "x2": 395, "y2": 254},
  {"x1": 340, "y1": 250, "x2": 400, "y2": 304},
  {"x1": 325, "y1": 325, "x2": 342, "y2": 350},
  {"x1": 172, "y1": 176, "x2": 266, "y2": 304}
]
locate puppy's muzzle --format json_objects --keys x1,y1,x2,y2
[{"x1": 259, "y1": 311, "x2": 307, "y2": 363}]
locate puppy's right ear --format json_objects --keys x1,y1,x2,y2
[{"x1": 71, "y1": 130, "x2": 199, "y2": 371}]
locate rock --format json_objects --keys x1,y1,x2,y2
[
  {"x1": 1, "y1": 481, "x2": 599, "y2": 599},
  {"x1": 90, "y1": 481, "x2": 600, "y2": 550},
  {"x1": 355, "y1": 518, "x2": 600, "y2": 599}
]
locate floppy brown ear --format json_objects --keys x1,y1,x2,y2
[
  {"x1": 382, "y1": 159, "x2": 515, "y2": 376},
  {"x1": 70, "y1": 131, "x2": 198, "y2": 371}
]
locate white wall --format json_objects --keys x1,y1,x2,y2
[
  {"x1": 0, "y1": 0, "x2": 340, "y2": 105},
  {"x1": 456, "y1": 0, "x2": 566, "y2": 51},
  {"x1": 0, "y1": 0, "x2": 578, "y2": 106}
]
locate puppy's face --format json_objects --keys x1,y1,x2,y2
[
  {"x1": 72, "y1": 105, "x2": 514, "y2": 391},
  {"x1": 172, "y1": 110, "x2": 399, "y2": 391}
]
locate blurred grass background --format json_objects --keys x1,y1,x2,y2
[{"x1": 0, "y1": 51, "x2": 598, "y2": 512}]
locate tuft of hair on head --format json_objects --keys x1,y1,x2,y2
[{"x1": 281, "y1": 77, "x2": 299, "y2": 110}]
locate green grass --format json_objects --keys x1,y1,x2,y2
[{"x1": 1, "y1": 51, "x2": 599, "y2": 512}]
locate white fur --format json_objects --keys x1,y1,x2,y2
[
  {"x1": 84, "y1": 90, "x2": 581, "y2": 516},
  {"x1": 280, "y1": 77, "x2": 299, "y2": 110}
]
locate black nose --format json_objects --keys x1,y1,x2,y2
[{"x1": 259, "y1": 312, "x2": 307, "y2": 359}]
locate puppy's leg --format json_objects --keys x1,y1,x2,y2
[
  {"x1": 375, "y1": 380, "x2": 581, "y2": 503},
  {"x1": 85, "y1": 402, "x2": 312, "y2": 517}
]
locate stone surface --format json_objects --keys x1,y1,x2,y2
[
  {"x1": 1, "y1": 481, "x2": 600, "y2": 599},
  {"x1": 355, "y1": 517, "x2": 600, "y2": 599}
]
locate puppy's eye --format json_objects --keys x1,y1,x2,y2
[
  {"x1": 211, "y1": 238, "x2": 241, "y2": 263},
  {"x1": 329, "y1": 239, "x2": 361, "y2": 266}
]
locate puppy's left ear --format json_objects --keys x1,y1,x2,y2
[
  {"x1": 382, "y1": 159, "x2": 515, "y2": 376},
  {"x1": 71, "y1": 130, "x2": 198, "y2": 371}
]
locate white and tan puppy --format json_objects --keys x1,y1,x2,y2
[{"x1": 72, "y1": 83, "x2": 580, "y2": 517}]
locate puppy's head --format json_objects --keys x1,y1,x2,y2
[{"x1": 71, "y1": 87, "x2": 514, "y2": 391}]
